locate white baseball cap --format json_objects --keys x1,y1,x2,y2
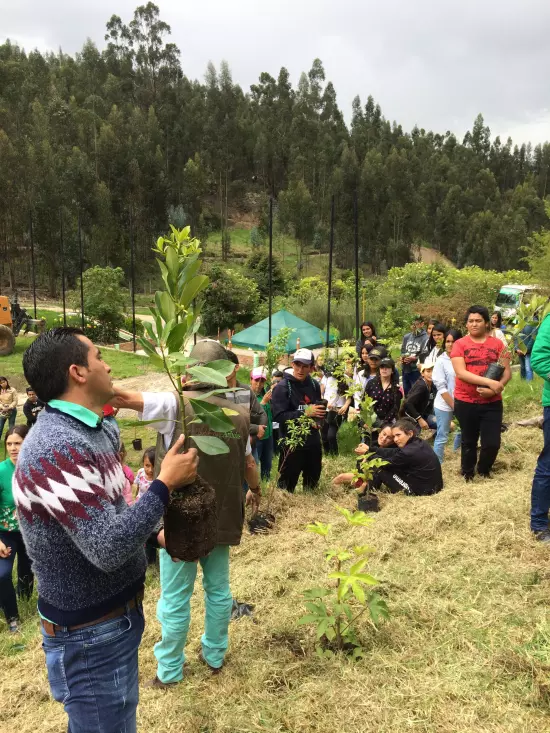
[
  {"x1": 251, "y1": 367, "x2": 267, "y2": 380},
  {"x1": 292, "y1": 348, "x2": 314, "y2": 365},
  {"x1": 420, "y1": 360, "x2": 436, "y2": 372}
]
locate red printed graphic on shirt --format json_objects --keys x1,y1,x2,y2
[{"x1": 451, "y1": 335, "x2": 504, "y2": 404}]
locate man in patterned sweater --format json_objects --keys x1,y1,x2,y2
[{"x1": 14, "y1": 328, "x2": 198, "y2": 733}]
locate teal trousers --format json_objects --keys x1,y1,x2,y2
[{"x1": 154, "y1": 545, "x2": 232, "y2": 683}]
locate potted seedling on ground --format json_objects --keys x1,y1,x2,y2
[
  {"x1": 353, "y1": 395, "x2": 388, "y2": 512},
  {"x1": 248, "y1": 412, "x2": 314, "y2": 534},
  {"x1": 299, "y1": 507, "x2": 389, "y2": 659},
  {"x1": 137, "y1": 226, "x2": 239, "y2": 561}
]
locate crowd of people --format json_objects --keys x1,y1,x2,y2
[{"x1": 0, "y1": 299, "x2": 547, "y2": 732}]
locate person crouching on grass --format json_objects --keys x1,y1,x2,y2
[
  {"x1": 357, "y1": 418, "x2": 443, "y2": 500},
  {"x1": 332, "y1": 423, "x2": 396, "y2": 487},
  {"x1": 451, "y1": 305, "x2": 511, "y2": 482}
]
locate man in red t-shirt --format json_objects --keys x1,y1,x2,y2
[{"x1": 451, "y1": 305, "x2": 511, "y2": 481}]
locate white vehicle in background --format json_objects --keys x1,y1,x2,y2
[{"x1": 494, "y1": 284, "x2": 544, "y2": 319}]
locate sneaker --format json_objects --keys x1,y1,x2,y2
[
  {"x1": 198, "y1": 651, "x2": 223, "y2": 674},
  {"x1": 8, "y1": 619, "x2": 19, "y2": 634},
  {"x1": 534, "y1": 530, "x2": 550, "y2": 544}
]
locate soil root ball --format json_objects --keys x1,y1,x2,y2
[{"x1": 164, "y1": 476, "x2": 218, "y2": 561}]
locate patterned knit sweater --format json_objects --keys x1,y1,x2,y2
[{"x1": 14, "y1": 405, "x2": 169, "y2": 625}]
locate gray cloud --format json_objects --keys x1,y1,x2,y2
[{"x1": 2, "y1": 0, "x2": 550, "y2": 144}]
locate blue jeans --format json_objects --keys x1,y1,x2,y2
[
  {"x1": 519, "y1": 354, "x2": 534, "y2": 381},
  {"x1": 531, "y1": 406, "x2": 550, "y2": 531},
  {"x1": 433, "y1": 407, "x2": 462, "y2": 463},
  {"x1": 41, "y1": 601, "x2": 145, "y2": 733},
  {"x1": 0, "y1": 409, "x2": 16, "y2": 439},
  {"x1": 254, "y1": 435, "x2": 274, "y2": 481},
  {"x1": 155, "y1": 545, "x2": 232, "y2": 682},
  {"x1": 402, "y1": 370, "x2": 421, "y2": 396}
]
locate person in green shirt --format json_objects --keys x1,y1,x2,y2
[{"x1": 0, "y1": 425, "x2": 33, "y2": 633}]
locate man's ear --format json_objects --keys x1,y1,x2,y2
[{"x1": 67, "y1": 363, "x2": 87, "y2": 386}]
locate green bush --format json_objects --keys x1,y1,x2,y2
[{"x1": 73, "y1": 266, "x2": 126, "y2": 339}]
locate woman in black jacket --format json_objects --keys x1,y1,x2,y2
[
  {"x1": 402, "y1": 360, "x2": 436, "y2": 431},
  {"x1": 364, "y1": 357, "x2": 402, "y2": 426},
  {"x1": 361, "y1": 418, "x2": 443, "y2": 497}
]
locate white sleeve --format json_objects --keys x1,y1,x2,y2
[
  {"x1": 245, "y1": 437, "x2": 252, "y2": 456},
  {"x1": 140, "y1": 392, "x2": 179, "y2": 436},
  {"x1": 432, "y1": 360, "x2": 448, "y2": 395}
]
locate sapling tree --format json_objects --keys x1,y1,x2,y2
[
  {"x1": 139, "y1": 225, "x2": 237, "y2": 455},
  {"x1": 136, "y1": 225, "x2": 243, "y2": 560},
  {"x1": 353, "y1": 394, "x2": 388, "y2": 509},
  {"x1": 264, "y1": 326, "x2": 293, "y2": 386},
  {"x1": 299, "y1": 507, "x2": 389, "y2": 660}
]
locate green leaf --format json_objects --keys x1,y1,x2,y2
[
  {"x1": 222, "y1": 407, "x2": 239, "y2": 416},
  {"x1": 168, "y1": 354, "x2": 197, "y2": 367},
  {"x1": 351, "y1": 581, "x2": 366, "y2": 604},
  {"x1": 188, "y1": 399, "x2": 235, "y2": 433},
  {"x1": 306, "y1": 522, "x2": 331, "y2": 536},
  {"x1": 303, "y1": 587, "x2": 332, "y2": 599},
  {"x1": 165, "y1": 245, "x2": 179, "y2": 284},
  {"x1": 137, "y1": 337, "x2": 165, "y2": 370},
  {"x1": 316, "y1": 619, "x2": 329, "y2": 639},
  {"x1": 161, "y1": 318, "x2": 176, "y2": 346},
  {"x1": 166, "y1": 322, "x2": 189, "y2": 353},
  {"x1": 191, "y1": 435, "x2": 229, "y2": 455},
  {"x1": 181, "y1": 274, "x2": 209, "y2": 308},
  {"x1": 155, "y1": 291, "x2": 176, "y2": 324},
  {"x1": 203, "y1": 359, "x2": 238, "y2": 377},
  {"x1": 354, "y1": 573, "x2": 379, "y2": 586},
  {"x1": 325, "y1": 626, "x2": 336, "y2": 641},
  {"x1": 143, "y1": 319, "x2": 157, "y2": 343},
  {"x1": 298, "y1": 615, "x2": 320, "y2": 625},
  {"x1": 350, "y1": 558, "x2": 369, "y2": 576},
  {"x1": 188, "y1": 366, "x2": 229, "y2": 387},
  {"x1": 368, "y1": 593, "x2": 390, "y2": 624}
]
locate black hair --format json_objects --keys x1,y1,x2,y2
[
  {"x1": 378, "y1": 422, "x2": 394, "y2": 432},
  {"x1": 491, "y1": 311, "x2": 503, "y2": 328},
  {"x1": 25, "y1": 386, "x2": 36, "y2": 394},
  {"x1": 360, "y1": 321, "x2": 377, "y2": 338},
  {"x1": 0, "y1": 376, "x2": 10, "y2": 389},
  {"x1": 142, "y1": 446, "x2": 156, "y2": 467},
  {"x1": 393, "y1": 418, "x2": 418, "y2": 435},
  {"x1": 5, "y1": 425, "x2": 29, "y2": 444},
  {"x1": 22, "y1": 327, "x2": 88, "y2": 403},
  {"x1": 465, "y1": 305, "x2": 490, "y2": 324},
  {"x1": 272, "y1": 370, "x2": 284, "y2": 379},
  {"x1": 426, "y1": 321, "x2": 447, "y2": 352},
  {"x1": 225, "y1": 349, "x2": 239, "y2": 366},
  {"x1": 444, "y1": 327, "x2": 462, "y2": 344}
]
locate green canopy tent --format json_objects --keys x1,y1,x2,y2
[{"x1": 231, "y1": 309, "x2": 335, "y2": 353}]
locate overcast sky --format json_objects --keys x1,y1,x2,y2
[{"x1": 2, "y1": 0, "x2": 549, "y2": 146}]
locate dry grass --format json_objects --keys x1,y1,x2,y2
[{"x1": 2, "y1": 382, "x2": 550, "y2": 732}]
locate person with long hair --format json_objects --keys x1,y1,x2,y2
[
  {"x1": 358, "y1": 418, "x2": 443, "y2": 497},
  {"x1": 355, "y1": 322, "x2": 377, "y2": 357},
  {"x1": 402, "y1": 361, "x2": 437, "y2": 431},
  {"x1": 0, "y1": 425, "x2": 32, "y2": 633},
  {"x1": 424, "y1": 322, "x2": 447, "y2": 364},
  {"x1": 0, "y1": 377, "x2": 17, "y2": 439},
  {"x1": 432, "y1": 328, "x2": 462, "y2": 462},
  {"x1": 490, "y1": 311, "x2": 507, "y2": 346},
  {"x1": 364, "y1": 357, "x2": 402, "y2": 426}
]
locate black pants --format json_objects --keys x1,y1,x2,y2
[
  {"x1": 278, "y1": 444, "x2": 323, "y2": 493},
  {"x1": 369, "y1": 468, "x2": 439, "y2": 497},
  {"x1": 454, "y1": 399, "x2": 503, "y2": 478},
  {"x1": 322, "y1": 413, "x2": 344, "y2": 456},
  {"x1": 0, "y1": 529, "x2": 33, "y2": 621}
]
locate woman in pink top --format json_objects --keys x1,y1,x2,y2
[{"x1": 451, "y1": 305, "x2": 511, "y2": 481}]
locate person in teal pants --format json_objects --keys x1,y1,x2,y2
[
  {"x1": 114, "y1": 339, "x2": 262, "y2": 686},
  {"x1": 155, "y1": 544, "x2": 232, "y2": 677}
]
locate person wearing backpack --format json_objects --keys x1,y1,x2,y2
[{"x1": 271, "y1": 349, "x2": 326, "y2": 493}]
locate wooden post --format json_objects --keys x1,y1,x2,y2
[{"x1": 326, "y1": 196, "x2": 335, "y2": 349}]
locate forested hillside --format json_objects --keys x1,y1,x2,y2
[{"x1": 1, "y1": 2, "x2": 549, "y2": 296}]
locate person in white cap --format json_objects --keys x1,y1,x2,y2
[
  {"x1": 402, "y1": 360, "x2": 437, "y2": 432},
  {"x1": 249, "y1": 367, "x2": 274, "y2": 480},
  {"x1": 271, "y1": 348, "x2": 326, "y2": 492}
]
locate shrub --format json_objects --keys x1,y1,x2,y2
[
  {"x1": 73, "y1": 266, "x2": 126, "y2": 338},
  {"x1": 202, "y1": 265, "x2": 260, "y2": 334}
]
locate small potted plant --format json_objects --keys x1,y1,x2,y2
[{"x1": 353, "y1": 394, "x2": 388, "y2": 512}]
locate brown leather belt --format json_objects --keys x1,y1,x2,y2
[{"x1": 40, "y1": 590, "x2": 144, "y2": 637}]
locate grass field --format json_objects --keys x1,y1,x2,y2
[{"x1": 1, "y1": 375, "x2": 549, "y2": 732}]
